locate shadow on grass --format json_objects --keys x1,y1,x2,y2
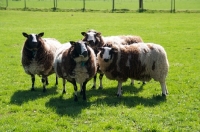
[
  {"x1": 88, "y1": 83, "x2": 166, "y2": 108},
  {"x1": 45, "y1": 83, "x2": 166, "y2": 116},
  {"x1": 45, "y1": 95, "x2": 91, "y2": 116},
  {"x1": 10, "y1": 86, "x2": 58, "y2": 105}
]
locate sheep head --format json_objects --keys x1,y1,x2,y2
[
  {"x1": 98, "y1": 46, "x2": 118, "y2": 62},
  {"x1": 70, "y1": 40, "x2": 90, "y2": 63},
  {"x1": 22, "y1": 32, "x2": 44, "y2": 53},
  {"x1": 81, "y1": 30, "x2": 101, "y2": 48}
]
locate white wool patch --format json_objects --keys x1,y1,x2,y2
[
  {"x1": 74, "y1": 56, "x2": 89, "y2": 63},
  {"x1": 103, "y1": 47, "x2": 112, "y2": 60},
  {"x1": 103, "y1": 36, "x2": 125, "y2": 45},
  {"x1": 53, "y1": 43, "x2": 71, "y2": 77},
  {"x1": 87, "y1": 32, "x2": 96, "y2": 43},
  {"x1": 54, "y1": 43, "x2": 71, "y2": 63},
  {"x1": 44, "y1": 38, "x2": 62, "y2": 46},
  {"x1": 137, "y1": 43, "x2": 151, "y2": 66},
  {"x1": 80, "y1": 43, "x2": 87, "y2": 54},
  {"x1": 31, "y1": 34, "x2": 37, "y2": 42},
  {"x1": 73, "y1": 62, "x2": 89, "y2": 84},
  {"x1": 25, "y1": 60, "x2": 44, "y2": 75}
]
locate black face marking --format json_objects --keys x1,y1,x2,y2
[
  {"x1": 23, "y1": 32, "x2": 44, "y2": 52},
  {"x1": 70, "y1": 41, "x2": 88, "y2": 58}
]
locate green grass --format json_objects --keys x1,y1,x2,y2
[
  {"x1": 0, "y1": 10, "x2": 200, "y2": 131},
  {"x1": 0, "y1": 0, "x2": 200, "y2": 12}
]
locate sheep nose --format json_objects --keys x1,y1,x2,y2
[
  {"x1": 104, "y1": 59, "x2": 109, "y2": 62},
  {"x1": 88, "y1": 40, "x2": 95, "y2": 46},
  {"x1": 81, "y1": 51, "x2": 88, "y2": 57}
]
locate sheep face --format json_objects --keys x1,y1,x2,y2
[
  {"x1": 99, "y1": 46, "x2": 117, "y2": 62},
  {"x1": 81, "y1": 31, "x2": 101, "y2": 48},
  {"x1": 70, "y1": 41, "x2": 89, "y2": 63},
  {"x1": 22, "y1": 32, "x2": 44, "y2": 55}
]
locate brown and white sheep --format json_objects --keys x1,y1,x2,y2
[
  {"x1": 81, "y1": 29, "x2": 144, "y2": 89},
  {"x1": 97, "y1": 42, "x2": 169, "y2": 97},
  {"x1": 21, "y1": 32, "x2": 61, "y2": 92},
  {"x1": 54, "y1": 40, "x2": 97, "y2": 101}
]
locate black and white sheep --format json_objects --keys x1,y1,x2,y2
[
  {"x1": 81, "y1": 29, "x2": 144, "y2": 89},
  {"x1": 97, "y1": 42, "x2": 169, "y2": 96},
  {"x1": 21, "y1": 32, "x2": 61, "y2": 92},
  {"x1": 54, "y1": 40, "x2": 97, "y2": 101}
]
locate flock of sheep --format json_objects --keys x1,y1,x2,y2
[{"x1": 21, "y1": 29, "x2": 169, "y2": 101}]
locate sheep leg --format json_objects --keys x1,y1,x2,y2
[
  {"x1": 130, "y1": 79, "x2": 134, "y2": 85},
  {"x1": 160, "y1": 80, "x2": 168, "y2": 96},
  {"x1": 41, "y1": 76, "x2": 47, "y2": 92},
  {"x1": 71, "y1": 79, "x2": 78, "y2": 101},
  {"x1": 117, "y1": 81, "x2": 123, "y2": 97},
  {"x1": 98, "y1": 73, "x2": 104, "y2": 89},
  {"x1": 46, "y1": 77, "x2": 49, "y2": 85},
  {"x1": 82, "y1": 81, "x2": 88, "y2": 100},
  {"x1": 80, "y1": 83, "x2": 83, "y2": 95},
  {"x1": 31, "y1": 75, "x2": 35, "y2": 91},
  {"x1": 92, "y1": 74, "x2": 97, "y2": 89},
  {"x1": 62, "y1": 79, "x2": 66, "y2": 94}
]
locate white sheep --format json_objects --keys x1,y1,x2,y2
[
  {"x1": 97, "y1": 42, "x2": 169, "y2": 96},
  {"x1": 21, "y1": 32, "x2": 61, "y2": 92}
]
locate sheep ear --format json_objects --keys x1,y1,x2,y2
[
  {"x1": 38, "y1": 32, "x2": 44, "y2": 37},
  {"x1": 81, "y1": 32, "x2": 86, "y2": 36},
  {"x1": 70, "y1": 41, "x2": 76, "y2": 45},
  {"x1": 22, "y1": 32, "x2": 29, "y2": 38},
  {"x1": 96, "y1": 32, "x2": 101, "y2": 36},
  {"x1": 111, "y1": 48, "x2": 118, "y2": 53}
]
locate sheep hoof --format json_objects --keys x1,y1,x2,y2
[
  {"x1": 31, "y1": 88, "x2": 35, "y2": 91},
  {"x1": 62, "y1": 90, "x2": 66, "y2": 94},
  {"x1": 98, "y1": 86, "x2": 103, "y2": 90},
  {"x1": 74, "y1": 96, "x2": 78, "y2": 102},
  {"x1": 91, "y1": 86, "x2": 96, "y2": 89},
  {"x1": 117, "y1": 94, "x2": 121, "y2": 97},
  {"x1": 83, "y1": 96, "x2": 86, "y2": 100},
  {"x1": 162, "y1": 93, "x2": 167, "y2": 97}
]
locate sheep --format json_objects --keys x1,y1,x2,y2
[
  {"x1": 97, "y1": 42, "x2": 169, "y2": 97},
  {"x1": 81, "y1": 29, "x2": 144, "y2": 89},
  {"x1": 54, "y1": 40, "x2": 97, "y2": 101},
  {"x1": 21, "y1": 32, "x2": 62, "y2": 92}
]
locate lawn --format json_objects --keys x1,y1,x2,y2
[
  {"x1": 0, "y1": 10, "x2": 199, "y2": 131},
  {"x1": 0, "y1": 0, "x2": 199, "y2": 12}
]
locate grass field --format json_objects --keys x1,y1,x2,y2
[
  {"x1": 0, "y1": 10, "x2": 200, "y2": 131},
  {"x1": 0, "y1": 0, "x2": 200, "y2": 12}
]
